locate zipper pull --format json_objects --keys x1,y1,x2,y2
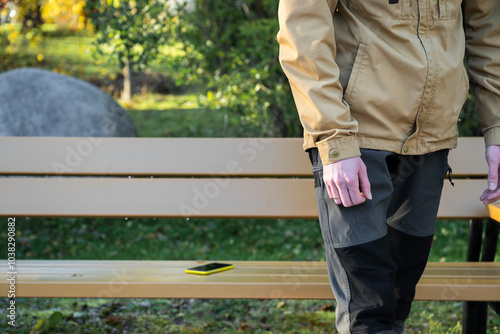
[{"x1": 447, "y1": 166, "x2": 454, "y2": 187}]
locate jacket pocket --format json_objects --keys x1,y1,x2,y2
[
  {"x1": 344, "y1": 42, "x2": 368, "y2": 105},
  {"x1": 348, "y1": 0, "x2": 403, "y2": 19},
  {"x1": 438, "y1": 0, "x2": 462, "y2": 21},
  {"x1": 401, "y1": 0, "x2": 412, "y2": 20}
]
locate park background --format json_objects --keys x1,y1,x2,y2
[{"x1": 0, "y1": 0, "x2": 498, "y2": 332}]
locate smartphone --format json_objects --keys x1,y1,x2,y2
[{"x1": 185, "y1": 262, "x2": 234, "y2": 275}]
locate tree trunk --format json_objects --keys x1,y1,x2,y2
[
  {"x1": 22, "y1": 4, "x2": 43, "y2": 30},
  {"x1": 122, "y1": 59, "x2": 133, "y2": 102},
  {"x1": 253, "y1": 0, "x2": 264, "y2": 18}
]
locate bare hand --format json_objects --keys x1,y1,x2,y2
[
  {"x1": 323, "y1": 157, "x2": 372, "y2": 207},
  {"x1": 480, "y1": 145, "x2": 500, "y2": 205}
]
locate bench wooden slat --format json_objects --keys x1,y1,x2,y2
[
  {"x1": 0, "y1": 137, "x2": 487, "y2": 177},
  {"x1": 0, "y1": 177, "x2": 318, "y2": 218},
  {"x1": 4, "y1": 260, "x2": 498, "y2": 278},
  {"x1": 446, "y1": 137, "x2": 487, "y2": 176},
  {"x1": 0, "y1": 137, "x2": 311, "y2": 177},
  {"x1": 8, "y1": 261, "x2": 497, "y2": 278},
  {"x1": 1, "y1": 261, "x2": 498, "y2": 301},
  {"x1": 438, "y1": 179, "x2": 489, "y2": 219},
  {"x1": 0, "y1": 178, "x2": 489, "y2": 219}
]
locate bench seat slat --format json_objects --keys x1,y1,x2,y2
[
  {"x1": 0, "y1": 137, "x2": 488, "y2": 177},
  {"x1": 5, "y1": 261, "x2": 498, "y2": 278},
  {"x1": 0, "y1": 178, "x2": 490, "y2": 219},
  {"x1": 1, "y1": 261, "x2": 499, "y2": 301}
]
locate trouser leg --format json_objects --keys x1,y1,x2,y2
[
  {"x1": 325, "y1": 236, "x2": 397, "y2": 334},
  {"x1": 310, "y1": 148, "x2": 396, "y2": 334},
  {"x1": 386, "y1": 150, "x2": 450, "y2": 330},
  {"x1": 387, "y1": 226, "x2": 433, "y2": 332},
  {"x1": 308, "y1": 148, "x2": 449, "y2": 334}
]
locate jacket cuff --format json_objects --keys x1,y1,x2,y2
[
  {"x1": 316, "y1": 136, "x2": 361, "y2": 165},
  {"x1": 484, "y1": 127, "x2": 500, "y2": 147}
]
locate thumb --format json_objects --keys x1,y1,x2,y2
[
  {"x1": 489, "y1": 171, "x2": 498, "y2": 191},
  {"x1": 488, "y1": 156, "x2": 499, "y2": 191}
]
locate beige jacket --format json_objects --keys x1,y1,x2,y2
[{"x1": 278, "y1": 0, "x2": 500, "y2": 165}]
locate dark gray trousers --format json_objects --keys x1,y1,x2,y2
[{"x1": 308, "y1": 148, "x2": 450, "y2": 334}]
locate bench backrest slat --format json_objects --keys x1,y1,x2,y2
[
  {"x1": 0, "y1": 137, "x2": 487, "y2": 177},
  {"x1": 0, "y1": 137, "x2": 310, "y2": 176},
  {"x1": 0, "y1": 178, "x2": 488, "y2": 219}
]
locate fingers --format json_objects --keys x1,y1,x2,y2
[
  {"x1": 358, "y1": 162, "x2": 372, "y2": 200},
  {"x1": 323, "y1": 157, "x2": 371, "y2": 207},
  {"x1": 480, "y1": 188, "x2": 500, "y2": 205},
  {"x1": 324, "y1": 178, "x2": 342, "y2": 205},
  {"x1": 337, "y1": 174, "x2": 364, "y2": 207},
  {"x1": 331, "y1": 186, "x2": 342, "y2": 206},
  {"x1": 480, "y1": 188, "x2": 489, "y2": 202}
]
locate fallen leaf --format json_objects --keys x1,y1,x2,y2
[
  {"x1": 276, "y1": 301, "x2": 285, "y2": 309},
  {"x1": 106, "y1": 315, "x2": 122, "y2": 326},
  {"x1": 238, "y1": 323, "x2": 250, "y2": 330}
]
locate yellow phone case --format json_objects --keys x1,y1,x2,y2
[{"x1": 185, "y1": 263, "x2": 234, "y2": 275}]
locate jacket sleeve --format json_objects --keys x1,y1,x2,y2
[
  {"x1": 463, "y1": 0, "x2": 500, "y2": 147},
  {"x1": 277, "y1": 0, "x2": 360, "y2": 165}
]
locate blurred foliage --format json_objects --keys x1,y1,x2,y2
[
  {"x1": 0, "y1": 23, "x2": 44, "y2": 71},
  {"x1": 2, "y1": 0, "x2": 87, "y2": 30},
  {"x1": 11, "y1": 0, "x2": 44, "y2": 30},
  {"x1": 41, "y1": 0, "x2": 87, "y2": 31},
  {"x1": 170, "y1": 0, "x2": 301, "y2": 137},
  {"x1": 86, "y1": 0, "x2": 171, "y2": 70},
  {"x1": 86, "y1": 0, "x2": 173, "y2": 100}
]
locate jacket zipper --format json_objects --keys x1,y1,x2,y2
[{"x1": 406, "y1": 0, "x2": 430, "y2": 149}]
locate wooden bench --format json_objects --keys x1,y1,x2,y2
[{"x1": 0, "y1": 136, "x2": 499, "y2": 333}]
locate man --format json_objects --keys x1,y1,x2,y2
[{"x1": 277, "y1": 1, "x2": 500, "y2": 333}]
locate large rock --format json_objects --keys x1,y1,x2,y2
[{"x1": 0, "y1": 68, "x2": 136, "y2": 137}]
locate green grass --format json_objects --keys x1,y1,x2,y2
[
  {"x1": 5, "y1": 217, "x2": 491, "y2": 264},
  {"x1": 1, "y1": 26, "x2": 499, "y2": 333},
  {"x1": 4, "y1": 298, "x2": 498, "y2": 333},
  {"x1": 124, "y1": 92, "x2": 228, "y2": 138},
  {"x1": 0, "y1": 24, "x2": 111, "y2": 77},
  {"x1": 39, "y1": 34, "x2": 113, "y2": 77},
  {"x1": 10, "y1": 217, "x2": 325, "y2": 262},
  {"x1": 1, "y1": 23, "x2": 181, "y2": 82}
]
